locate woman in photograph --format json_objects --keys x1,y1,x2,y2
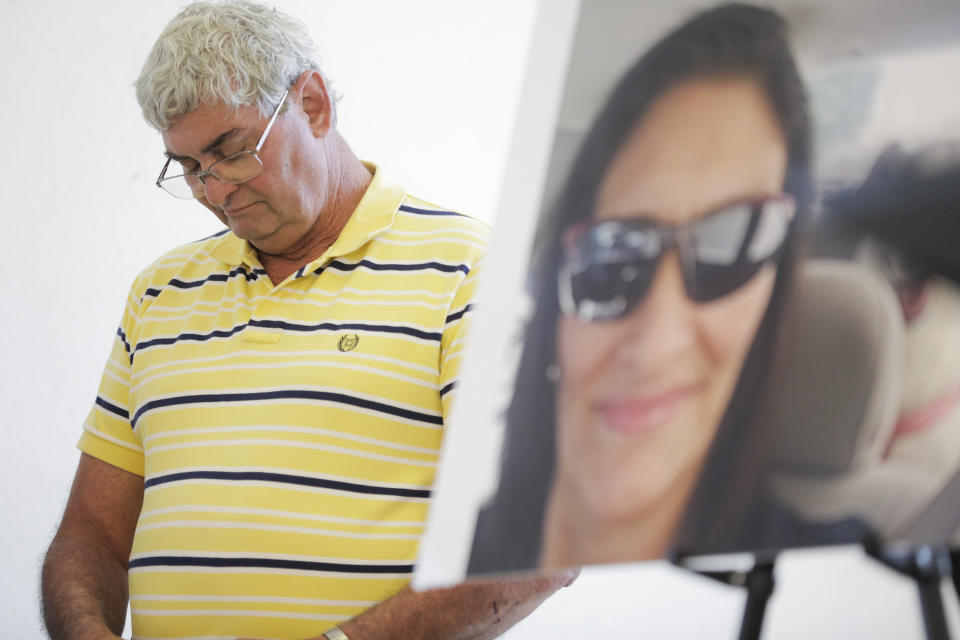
[{"x1": 468, "y1": 3, "x2": 862, "y2": 574}]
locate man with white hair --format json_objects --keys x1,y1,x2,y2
[{"x1": 41, "y1": 2, "x2": 574, "y2": 639}]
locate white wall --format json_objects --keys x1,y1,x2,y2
[{"x1": 1, "y1": 1, "x2": 956, "y2": 639}]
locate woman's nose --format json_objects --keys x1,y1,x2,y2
[{"x1": 615, "y1": 251, "x2": 698, "y2": 367}]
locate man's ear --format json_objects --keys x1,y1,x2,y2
[{"x1": 297, "y1": 70, "x2": 334, "y2": 139}]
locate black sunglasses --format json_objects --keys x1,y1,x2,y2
[{"x1": 558, "y1": 195, "x2": 796, "y2": 322}]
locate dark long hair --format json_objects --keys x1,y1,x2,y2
[{"x1": 468, "y1": 3, "x2": 814, "y2": 574}]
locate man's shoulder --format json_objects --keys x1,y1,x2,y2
[
  {"x1": 394, "y1": 195, "x2": 492, "y2": 237},
  {"x1": 373, "y1": 195, "x2": 492, "y2": 273},
  {"x1": 127, "y1": 228, "x2": 236, "y2": 302},
  {"x1": 380, "y1": 195, "x2": 492, "y2": 266}
]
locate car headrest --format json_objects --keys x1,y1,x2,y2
[{"x1": 764, "y1": 259, "x2": 904, "y2": 476}]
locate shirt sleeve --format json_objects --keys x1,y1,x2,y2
[
  {"x1": 77, "y1": 283, "x2": 145, "y2": 476},
  {"x1": 438, "y1": 255, "x2": 485, "y2": 422}
]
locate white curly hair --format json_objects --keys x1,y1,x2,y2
[{"x1": 135, "y1": 0, "x2": 338, "y2": 131}]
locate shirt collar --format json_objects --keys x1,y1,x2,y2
[{"x1": 208, "y1": 162, "x2": 405, "y2": 268}]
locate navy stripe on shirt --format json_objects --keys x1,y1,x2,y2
[
  {"x1": 95, "y1": 396, "x2": 129, "y2": 420},
  {"x1": 129, "y1": 554, "x2": 414, "y2": 574},
  {"x1": 131, "y1": 388, "x2": 443, "y2": 430},
  {"x1": 398, "y1": 204, "x2": 465, "y2": 218},
  {"x1": 327, "y1": 259, "x2": 470, "y2": 277},
  {"x1": 144, "y1": 469, "x2": 432, "y2": 499},
  {"x1": 444, "y1": 304, "x2": 472, "y2": 325}
]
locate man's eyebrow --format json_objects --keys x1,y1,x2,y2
[
  {"x1": 202, "y1": 128, "x2": 244, "y2": 155},
  {"x1": 163, "y1": 150, "x2": 190, "y2": 162},
  {"x1": 163, "y1": 128, "x2": 245, "y2": 162}
]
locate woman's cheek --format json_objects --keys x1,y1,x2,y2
[
  {"x1": 698, "y1": 266, "x2": 777, "y2": 368},
  {"x1": 557, "y1": 316, "x2": 615, "y2": 392}
]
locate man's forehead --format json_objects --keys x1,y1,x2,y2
[{"x1": 161, "y1": 102, "x2": 261, "y2": 158}]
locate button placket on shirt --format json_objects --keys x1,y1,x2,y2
[
  {"x1": 242, "y1": 260, "x2": 285, "y2": 344},
  {"x1": 243, "y1": 258, "x2": 328, "y2": 344}
]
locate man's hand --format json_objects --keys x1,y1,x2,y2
[
  {"x1": 42, "y1": 453, "x2": 144, "y2": 640},
  {"x1": 238, "y1": 567, "x2": 579, "y2": 640}
]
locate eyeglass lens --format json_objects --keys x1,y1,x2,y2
[{"x1": 159, "y1": 153, "x2": 265, "y2": 200}]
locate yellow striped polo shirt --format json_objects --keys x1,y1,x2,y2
[{"x1": 78, "y1": 166, "x2": 490, "y2": 640}]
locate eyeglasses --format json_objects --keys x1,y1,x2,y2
[
  {"x1": 155, "y1": 88, "x2": 290, "y2": 200},
  {"x1": 558, "y1": 194, "x2": 796, "y2": 322}
]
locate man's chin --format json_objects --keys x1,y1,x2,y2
[
  {"x1": 227, "y1": 218, "x2": 266, "y2": 240},
  {"x1": 230, "y1": 224, "x2": 288, "y2": 255}
]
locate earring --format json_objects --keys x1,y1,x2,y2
[{"x1": 545, "y1": 363, "x2": 561, "y2": 382}]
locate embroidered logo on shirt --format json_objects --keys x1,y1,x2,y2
[{"x1": 337, "y1": 334, "x2": 360, "y2": 352}]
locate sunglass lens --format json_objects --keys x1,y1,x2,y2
[
  {"x1": 687, "y1": 199, "x2": 792, "y2": 302},
  {"x1": 568, "y1": 258, "x2": 658, "y2": 321}
]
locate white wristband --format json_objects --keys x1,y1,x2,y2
[{"x1": 323, "y1": 626, "x2": 350, "y2": 640}]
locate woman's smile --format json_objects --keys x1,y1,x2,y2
[{"x1": 594, "y1": 384, "x2": 703, "y2": 436}]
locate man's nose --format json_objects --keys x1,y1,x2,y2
[{"x1": 202, "y1": 174, "x2": 239, "y2": 207}]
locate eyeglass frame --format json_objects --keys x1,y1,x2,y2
[
  {"x1": 154, "y1": 87, "x2": 291, "y2": 199},
  {"x1": 557, "y1": 193, "x2": 797, "y2": 322}
]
